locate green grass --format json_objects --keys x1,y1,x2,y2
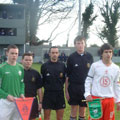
[
  {"x1": 32, "y1": 63, "x2": 120, "y2": 120},
  {"x1": 32, "y1": 63, "x2": 41, "y2": 73}
]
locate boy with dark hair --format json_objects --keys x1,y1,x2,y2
[
  {"x1": 0, "y1": 44, "x2": 24, "y2": 120},
  {"x1": 22, "y1": 53, "x2": 43, "y2": 120},
  {"x1": 84, "y1": 43, "x2": 120, "y2": 120},
  {"x1": 99, "y1": 43, "x2": 113, "y2": 58}
]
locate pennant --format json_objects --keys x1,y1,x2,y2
[
  {"x1": 87, "y1": 99, "x2": 103, "y2": 119},
  {"x1": 39, "y1": 113, "x2": 42, "y2": 120},
  {"x1": 15, "y1": 97, "x2": 34, "y2": 120}
]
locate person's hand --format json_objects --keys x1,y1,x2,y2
[
  {"x1": 86, "y1": 95, "x2": 93, "y2": 102},
  {"x1": 116, "y1": 102, "x2": 120, "y2": 111},
  {"x1": 65, "y1": 90, "x2": 70, "y2": 101},
  {"x1": 20, "y1": 94, "x2": 25, "y2": 99},
  {"x1": 38, "y1": 103, "x2": 42, "y2": 112},
  {"x1": 7, "y1": 95, "x2": 16, "y2": 102}
]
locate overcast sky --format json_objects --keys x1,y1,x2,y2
[{"x1": 0, "y1": 0, "x2": 119, "y2": 47}]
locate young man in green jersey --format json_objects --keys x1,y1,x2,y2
[{"x1": 0, "y1": 44, "x2": 24, "y2": 120}]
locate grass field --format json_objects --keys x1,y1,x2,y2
[{"x1": 32, "y1": 63, "x2": 120, "y2": 120}]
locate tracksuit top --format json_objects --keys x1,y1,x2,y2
[
  {"x1": 84, "y1": 60, "x2": 120, "y2": 103},
  {"x1": 67, "y1": 51, "x2": 93, "y2": 85},
  {"x1": 41, "y1": 60, "x2": 66, "y2": 91},
  {"x1": 0, "y1": 62, "x2": 24, "y2": 99}
]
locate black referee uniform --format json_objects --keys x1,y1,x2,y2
[
  {"x1": 24, "y1": 68, "x2": 42, "y2": 119},
  {"x1": 41, "y1": 60, "x2": 66, "y2": 110},
  {"x1": 67, "y1": 51, "x2": 93, "y2": 106}
]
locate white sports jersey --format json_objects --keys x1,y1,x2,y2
[{"x1": 84, "y1": 60, "x2": 120, "y2": 103}]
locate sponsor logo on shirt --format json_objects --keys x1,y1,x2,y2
[
  {"x1": 46, "y1": 73, "x2": 50, "y2": 76},
  {"x1": 63, "y1": 104, "x2": 65, "y2": 107},
  {"x1": 21, "y1": 79, "x2": 23, "y2": 82},
  {"x1": 75, "y1": 64, "x2": 78, "y2": 67},
  {"x1": 5, "y1": 72, "x2": 10, "y2": 74},
  {"x1": 100, "y1": 76, "x2": 110, "y2": 87}
]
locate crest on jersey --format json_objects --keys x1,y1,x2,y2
[
  {"x1": 31, "y1": 77, "x2": 35, "y2": 82},
  {"x1": 60, "y1": 73, "x2": 63, "y2": 78},
  {"x1": 87, "y1": 63, "x2": 90, "y2": 68},
  {"x1": 18, "y1": 71, "x2": 22, "y2": 76}
]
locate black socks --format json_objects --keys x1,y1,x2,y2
[{"x1": 78, "y1": 116, "x2": 85, "y2": 120}]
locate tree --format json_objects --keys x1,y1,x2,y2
[
  {"x1": 12, "y1": 0, "x2": 75, "y2": 45},
  {"x1": 81, "y1": 2, "x2": 97, "y2": 42},
  {"x1": 98, "y1": 0, "x2": 120, "y2": 47}
]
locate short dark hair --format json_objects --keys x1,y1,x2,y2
[
  {"x1": 99, "y1": 43, "x2": 113, "y2": 56},
  {"x1": 22, "y1": 53, "x2": 33, "y2": 59},
  {"x1": 74, "y1": 35, "x2": 85, "y2": 45},
  {"x1": 49, "y1": 46, "x2": 59, "y2": 53},
  {"x1": 7, "y1": 44, "x2": 18, "y2": 52}
]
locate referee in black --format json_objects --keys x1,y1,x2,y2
[
  {"x1": 22, "y1": 53, "x2": 43, "y2": 120},
  {"x1": 65, "y1": 36, "x2": 93, "y2": 120},
  {"x1": 41, "y1": 46, "x2": 66, "y2": 120}
]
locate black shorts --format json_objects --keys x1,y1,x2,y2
[
  {"x1": 42, "y1": 90, "x2": 66, "y2": 110},
  {"x1": 30, "y1": 97, "x2": 39, "y2": 119},
  {"x1": 68, "y1": 84, "x2": 87, "y2": 107}
]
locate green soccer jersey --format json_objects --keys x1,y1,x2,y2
[{"x1": 0, "y1": 62, "x2": 24, "y2": 99}]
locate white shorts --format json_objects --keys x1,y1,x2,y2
[{"x1": 0, "y1": 99, "x2": 22, "y2": 120}]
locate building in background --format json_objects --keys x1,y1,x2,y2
[{"x1": 0, "y1": 4, "x2": 25, "y2": 56}]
